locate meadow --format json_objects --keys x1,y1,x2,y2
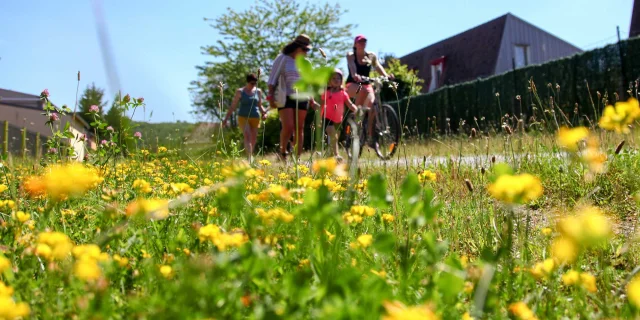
[{"x1": 1, "y1": 90, "x2": 640, "y2": 319}]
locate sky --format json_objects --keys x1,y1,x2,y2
[{"x1": 0, "y1": 0, "x2": 634, "y2": 123}]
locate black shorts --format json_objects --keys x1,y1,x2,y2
[{"x1": 280, "y1": 97, "x2": 309, "y2": 110}]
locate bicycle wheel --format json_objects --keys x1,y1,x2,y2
[
  {"x1": 343, "y1": 112, "x2": 365, "y2": 160},
  {"x1": 373, "y1": 104, "x2": 401, "y2": 160}
]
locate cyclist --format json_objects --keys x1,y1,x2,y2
[{"x1": 346, "y1": 34, "x2": 394, "y2": 148}]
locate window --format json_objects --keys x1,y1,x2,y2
[
  {"x1": 428, "y1": 56, "x2": 446, "y2": 92},
  {"x1": 514, "y1": 45, "x2": 529, "y2": 68}
]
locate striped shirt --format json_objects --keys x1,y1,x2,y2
[{"x1": 267, "y1": 54, "x2": 300, "y2": 96}]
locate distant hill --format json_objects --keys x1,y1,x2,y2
[{"x1": 131, "y1": 121, "x2": 196, "y2": 148}]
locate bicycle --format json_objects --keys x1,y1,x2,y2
[{"x1": 342, "y1": 76, "x2": 401, "y2": 161}]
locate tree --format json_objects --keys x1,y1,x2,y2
[
  {"x1": 190, "y1": 0, "x2": 354, "y2": 120},
  {"x1": 376, "y1": 57, "x2": 425, "y2": 101},
  {"x1": 78, "y1": 83, "x2": 107, "y2": 122}
]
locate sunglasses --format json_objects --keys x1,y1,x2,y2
[{"x1": 302, "y1": 47, "x2": 311, "y2": 52}]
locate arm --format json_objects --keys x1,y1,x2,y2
[
  {"x1": 257, "y1": 89, "x2": 268, "y2": 118},
  {"x1": 346, "y1": 52, "x2": 361, "y2": 82},
  {"x1": 344, "y1": 91, "x2": 358, "y2": 112},
  {"x1": 371, "y1": 53, "x2": 391, "y2": 78},
  {"x1": 267, "y1": 54, "x2": 285, "y2": 108},
  {"x1": 222, "y1": 89, "x2": 241, "y2": 126}
]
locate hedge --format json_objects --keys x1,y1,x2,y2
[{"x1": 390, "y1": 36, "x2": 640, "y2": 136}]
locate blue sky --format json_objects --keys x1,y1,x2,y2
[{"x1": 0, "y1": 0, "x2": 633, "y2": 123}]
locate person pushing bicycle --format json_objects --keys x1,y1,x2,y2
[{"x1": 346, "y1": 34, "x2": 394, "y2": 148}]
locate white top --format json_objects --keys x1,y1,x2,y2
[{"x1": 267, "y1": 54, "x2": 300, "y2": 96}]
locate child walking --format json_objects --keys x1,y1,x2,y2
[{"x1": 314, "y1": 68, "x2": 358, "y2": 161}]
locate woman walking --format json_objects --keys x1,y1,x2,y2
[
  {"x1": 222, "y1": 73, "x2": 267, "y2": 162},
  {"x1": 267, "y1": 34, "x2": 313, "y2": 160},
  {"x1": 346, "y1": 34, "x2": 393, "y2": 148}
]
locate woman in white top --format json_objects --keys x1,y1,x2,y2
[{"x1": 267, "y1": 34, "x2": 312, "y2": 160}]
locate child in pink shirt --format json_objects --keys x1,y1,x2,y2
[{"x1": 313, "y1": 68, "x2": 358, "y2": 160}]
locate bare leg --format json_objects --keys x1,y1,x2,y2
[
  {"x1": 293, "y1": 109, "x2": 307, "y2": 157},
  {"x1": 326, "y1": 125, "x2": 339, "y2": 157},
  {"x1": 279, "y1": 109, "x2": 294, "y2": 156},
  {"x1": 242, "y1": 123, "x2": 252, "y2": 159}
]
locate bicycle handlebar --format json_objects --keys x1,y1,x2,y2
[{"x1": 355, "y1": 76, "x2": 396, "y2": 94}]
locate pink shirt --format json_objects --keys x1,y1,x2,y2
[{"x1": 320, "y1": 89, "x2": 350, "y2": 123}]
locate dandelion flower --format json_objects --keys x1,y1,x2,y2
[
  {"x1": 160, "y1": 265, "x2": 173, "y2": 279},
  {"x1": 551, "y1": 237, "x2": 578, "y2": 264},
  {"x1": 627, "y1": 275, "x2": 640, "y2": 307},
  {"x1": 357, "y1": 234, "x2": 373, "y2": 248},
  {"x1": 487, "y1": 173, "x2": 542, "y2": 204},
  {"x1": 73, "y1": 259, "x2": 102, "y2": 282},
  {"x1": 508, "y1": 302, "x2": 537, "y2": 320}
]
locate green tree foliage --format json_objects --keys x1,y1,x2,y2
[
  {"x1": 78, "y1": 83, "x2": 107, "y2": 122},
  {"x1": 375, "y1": 57, "x2": 424, "y2": 101},
  {"x1": 104, "y1": 94, "x2": 131, "y2": 143},
  {"x1": 132, "y1": 121, "x2": 195, "y2": 148},
  {"x1": 190, "y1": 0, "x2": 354, "y2": 120}
]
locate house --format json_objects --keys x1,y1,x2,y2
[
  {"x1": 398, "y1": 13, "x2": 583, "y2": 93},
  {"x1": 0, "y1": 88, "x2": 96, "y2": 160},
  {"x1": 631, "y1": 0, "x2": 640, "y2": 37}
]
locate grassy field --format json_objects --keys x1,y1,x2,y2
[{"x1": 2, "y1": 98, "x2": 640, "y2": 319}]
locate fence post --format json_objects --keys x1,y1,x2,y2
[
  {"x1": 21, "y1": 127, "x2": 26, "y2": 160},
  {"x1": 2, "y1": 121, "x2": 7, "y2": 157},
  {"x1": 35, "y1": 133, "x2": 41, "y2": 160}
]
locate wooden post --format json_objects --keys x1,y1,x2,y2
[
  {"x1": 35, "y1": 133, "x2": 41, "y2": 160},
  {"x1": 2, "y1": 121, "x2": 8, "y2": 157},
  {"x1": 21, "y1": 127, "x2": 26, "y2": 160}
]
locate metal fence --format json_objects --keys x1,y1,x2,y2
[{"x1": 0, "y1": 121, "x2": 44, "y2": 159}]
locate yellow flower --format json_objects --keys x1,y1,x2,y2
[
  {"x1": 324, "y1": 230, "x2": 335, "y2": 242},
  {"x1": 599, "y1": 98, "x2": 640, "y2": 133},
  {"x1": 487, "y1": 173, "x2": 543, "y2": 204},
  {"x1": 462, "y1": 312, "x2": 474, "y2": 320},
  {"x1": 351, "y1": 205, "x2": 375, "y2": 217},
  {"x1": 74, "y1": 259, "x2": 102, "y2": 282},
  {"x1": 508, "y1": 302, "x2": 537, "y2": 320},
  {"x1": 198, "y1": 224, "x2": 221, "y2": 242},
  {"x1": 125, "y1": 198, "x2": 170, "y2": 220},
  {"x1": 113, "y1": 254, "x2": 129, "y2": 267},
  {"x1": 158, "y1": 146, "x2": 168, "y2": 153},
  {"x1": 556, "y1": 126, "x2": 589, "y2": 151},
  {"x1": 551, "y1": 237, "x2": 578, "y2": 264},
  {"x1": 0, "y1": 296, "x2": 30, "y2": 319},
  {"x1": 418, "y1": 170, "x2": 437, "y2": 183},
  {"x1": 0, "y1": 282, "x2": 14, "y2": 297},
  {"x1": 357, "y1": 234, "x2": 373, "y2": 248},
  {"x1": 259, "y1": 160, "x2": 271, "y2": 166},
  {"x1": 311, "y1": 158, "x2": 346, "y2": 176},
  {"x1": 73, "y1": 244, "x2": 108, "y2": 262},
  {"x1": 0, "y1": 256, "x2": 10, "y2": 274},
  {"x1": 371, "y1": 269, "x2": 387, "y2": 278},
  {"x1": 0, "y1": 185, "x2": 7, "y2": 193},
  {"x1": 382, "y1": 214, "x2": 395, "y2": 223},
  {"x1": 561, "y1": 269, "x2": 580, "y2": 286},
  {"x1": 541, "y1": 227, "x2": 552, "y2": 236},
  {"x1": 298, "y1": 259, "x2": 310, "y2": 268},
  {"x1": 23, "y1": 163, "x2": 103, "y2": 201},
  {"x1": 381, "y1": 301, "x2": 438, "y2": 320},
  {"x1": 627, "y1": 275, "x2": 640, "y2": 307},
  {"x1": 160, "y1": 265, "x2": 173, "y2": 279},
  {"x1": 557, "y1": 206, "x2": 611, "y2": 246},
  {"x1": 170, "y1": 182, "x2": 193, "y2": 195},
  {"x1": 580, "y1": 272, "x2": 597, "y2": 293},
  {"x1": 529, "y1": 258, "x2": 555, "y2": 279},
  {"x1": 36, "y1": 231, "x2": 73, "y2": 261},
  {"x1": 133, "y1": 179, "x2": 153, "y2": 194},
  {"x1": 14, "y1": 211, "x2": 30, "y2": 224}
]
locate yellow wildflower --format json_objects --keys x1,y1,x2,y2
[
  {"x1": 599, "y1": 98, "x2": 640, "y2": 133},
  {"x1": 73, "y1": 259, "x2": 102, "y2": 282},
  {"x1": 259, "y1": 160, "x2": 271, "y2": 166},
  {"x1": 551, "y1": 237, "x2": 578, "y2": 264},
  {"x1": 529, "y1": 258, "x2": 555, "y2": 279},
  {"x1": 13, "y1": 211, "x2": 30, "y2": 224},
  {"x1": 541, "y1": 227, "x2": 552, "y2": 236},
  {"x1": 160, "y1": 265, "x2": 173, "y2": 279},
  {"x1": 556, "y1": 126, "x2": 589, "y2": 151},
  {"x1": 133, "y1": 179, "x2": 153, "y2": 194},
  {"x1": 0, "y1": 185, "x2": 6, "y2": 193},
  {"x1": 357, "y1": 234, "x2": 373, "y2": 248},
  {"x1": 371, "y1": 269, "x2": 387, "y2": 278},
  {"x1": 508, "y1": 302, "x2": 537, "y2": 320},
  {"x1": 23, "y1": 163, "x2": 103, "y2": 201},
  {"x1": 113, "y1": 254, "x2": 129, "y2": 267},
  {"x1": 487, "y1": 173, "x2": 542, "y2": 204},
  {"x1": 382, "y1": 214, "x2": 395, "y2": 223},
  {"x1": 125, "y1": 198, "x2": 170, "y2": 220},
  {"x1": 0, "y1": 295, "x2": 30, "y2": 319},
  {"x1": 36, "y1": 231, "x2": 73, "y2": 261},
  {"x1": 418, "y1": 170, "x2": 437, "y2": 183},
  {"x1": 324, "y1": 230, "x2": 335, "y2": 242},
  {"x1": 381, "y1": 301, "x2": 438, "y2": 320},
  {"x1": 298, "y1": 259, "x2": 310, "y2": 268},
  {"x1": 557, "y1": 206, "x2": 611, "y2": 245},
  {"x1": 0, "y1": 256, "x2": 10, "y2": 274},
  {"x1": 158, "y1": 146, "x2": 168, "y2": 153},
  {"x1": 170, "y1": 182, "x2": 193, "y2": 195},
  {"x1": 627, "y1": 274, "x2": 640, "y2": 307},
  {"x1": 312, "y1": 158, "x2": 346, "y2": 176},
  {"x1": 562, "y1": 270, "x2": 597, "y2": 293}
]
